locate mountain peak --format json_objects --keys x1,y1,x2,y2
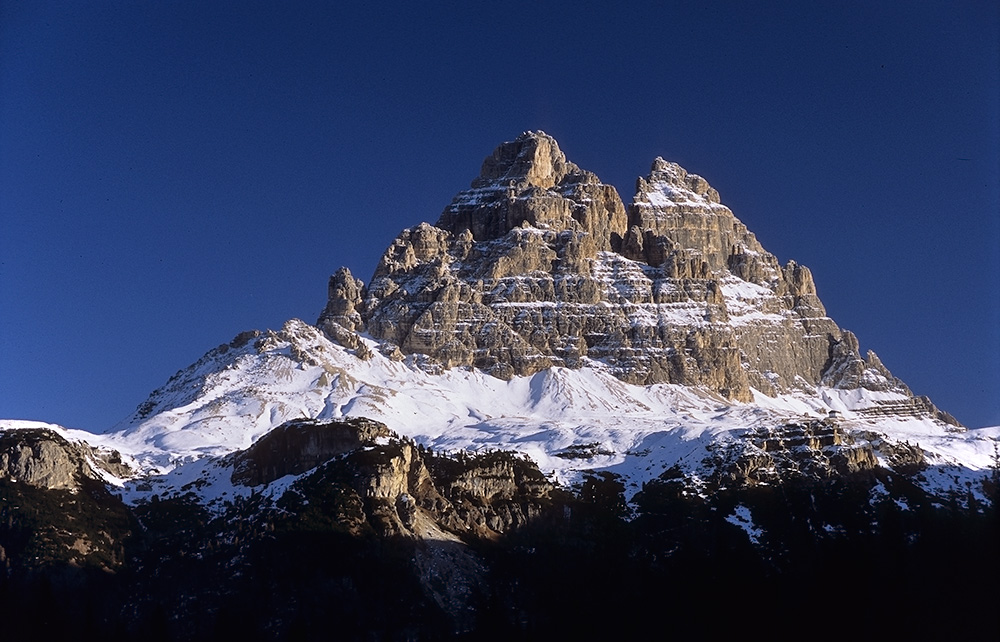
[
  {"x1": 475, "y1": 130, "x2": 578, "y2": 189},
  {"x1": 435, "y1": 132, "x2": 627, "y2": 247},
  {"x1": 321, "y1": 133, "x2": 920, "y2": 407},
  {"x1": 639, "y1": 156, "x2": 724, "y2": 206}
]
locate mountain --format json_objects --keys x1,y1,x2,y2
[
  {"x1": 322, "y1": 131, "x2": 905, "y2": 400},
  {"x1": 1, "y1": 132, "x2": 996, "y2": 640}
]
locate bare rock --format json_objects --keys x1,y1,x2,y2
[
  {"x1": 316, "y1": 133, "x2": 932, "y2": 407},
  {"x1": 251, "y1": 418, "x2": 556, "y2": 544},
  {"x1": 0, "y1": 428, "x2": 118, "y2": 491},
  {"x1": 230, "y1": 417, "x2": 390, "y2": 487},
  {"x1": 713, "y1": 421, "x2": 879, "y2": 487},
  {"x1": 318, "y1": 267, "x2": 366, "y2": 337},
  {"x1": 436, "y1": 131, "x2": 627, "y2": 251},
  {"x1": 821, "y1": 331, "x2": 911, "y2": 394},
  {"x1": 630, "y1": 157, "x2": 770, "y2": 274}
]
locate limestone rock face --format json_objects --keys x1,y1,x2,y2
[
  {"x1": 435, "y1": 131, "x2": 628, "y2": 251},
  {"x1": 727, "y1": 420, "x2": 880, "y2": 485},
  {"x1": 0, "y1": 429, "x2": 83, "y2": 490},
  {"x1": 322, "y1": 267, "x2": 365, "y2": 332},
  {"x1": 629, "y1": 157, "x2": 766, "y2": 273},
  {"x1": 319, "y1": 132, "x2": 912, "y2": 403},
  {"x1": 0, "y1": 428, "x2": 126, "y2": 491}
]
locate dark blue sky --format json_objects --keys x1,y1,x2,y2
[{"x1": 2, "y1": 1, "x2": 998, "y2": 430}]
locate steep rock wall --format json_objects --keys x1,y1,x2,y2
[{"x1": 319, "y1": 131, "x2": 910, "y2": 402}]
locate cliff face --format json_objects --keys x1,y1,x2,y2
[
  {"x1": 435, "y1": 131, "x2": 628, "y2": 250},
  {"x1": 319, "y1": 131, "x2": 909, "y2": 403},
  {"x1": 0, "y1": 428, "x2": 129, "y2": 491},
  {"x1": 0, "y1": 429, "x2": 91, "y2": 491},
  {"x1": 232, "y1": 418, "x2": 555, "y2": 541},
  {"x1": 230, "y1": 418, "x2": 557, "y2": 630}
]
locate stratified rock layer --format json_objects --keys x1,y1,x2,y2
[{"x1": 319, "y1": 131, "x2": 911, "y2": 403}]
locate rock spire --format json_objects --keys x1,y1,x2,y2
[{"x1": 435, "y1": 131, "x2": 628, "y2": 251}]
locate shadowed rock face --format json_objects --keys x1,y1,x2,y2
[
  {"x1": 0, "y1": 419, "x2": 990, "y2": 640},
  {"x1": 318, "y1": 132, "x2": 912, "y2": 403},
  {"x1": 231, "y1": 418, "x2": 392, "y2": 486},
  {"x1": 232, "y1": 418, "x2": 555, "y2": 540}
]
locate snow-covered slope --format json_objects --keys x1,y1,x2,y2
[{"x1": 6, "y1": 318, "x2": 990, "y2": 508}]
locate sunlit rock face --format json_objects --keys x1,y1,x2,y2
[
  {"x1": 0, "y1": 429, "x2": 85, "y2": 490},
  {"x1": 319, "y1": 132, "x2": 909, "y2": 402},
  {"x1": 0, "y1": 428, "x2": 127, "y2": 491},
  {"x1": 435, "y1": 130, "x2": 628, "y2": 250}
]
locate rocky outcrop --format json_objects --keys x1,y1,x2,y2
[
  {"x1": 236, "y1": 418, "x2": 555, "y2": 541},
  {"x1": 239, "y1": 418, "x2": 556, "y2": 629},
  {"x1": 822, "y1": 330, "x2": 912, "y2": 393},
  {"x1": 319, "y1": 132, "x2": 919, "y2": 403},
  {"x1": 856, "y1": 396, "x2": 962, "y2": 428},
  {"x1": 0, "y1": 429, "x2": 87, "y2": 490},
  {"x1": 317, "y1": 267, "x2": 367, "y2": 350},
  {"x1": 231, "y1": 418, "x2": 392, "y2": 486},
  {"x1": 0, "y1": 428, "x2": 128, "y2": 491},
  {"x1": 705, "y1": 420, "x2": 880, "y2": 488},
  {"x1": 425, "y1": 450, "x2": 553, "y2": 538},
  {"x1": 0, "y1": 429, "x2": 133, "y2": 575}
]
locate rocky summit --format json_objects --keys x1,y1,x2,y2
[{"x1": 320, "y1": 131, "x2": 935, "y2": 410}]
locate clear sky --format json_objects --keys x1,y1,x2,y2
[{"x1": 2, "y1": 1, "x2": 998, "y2": 430}]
